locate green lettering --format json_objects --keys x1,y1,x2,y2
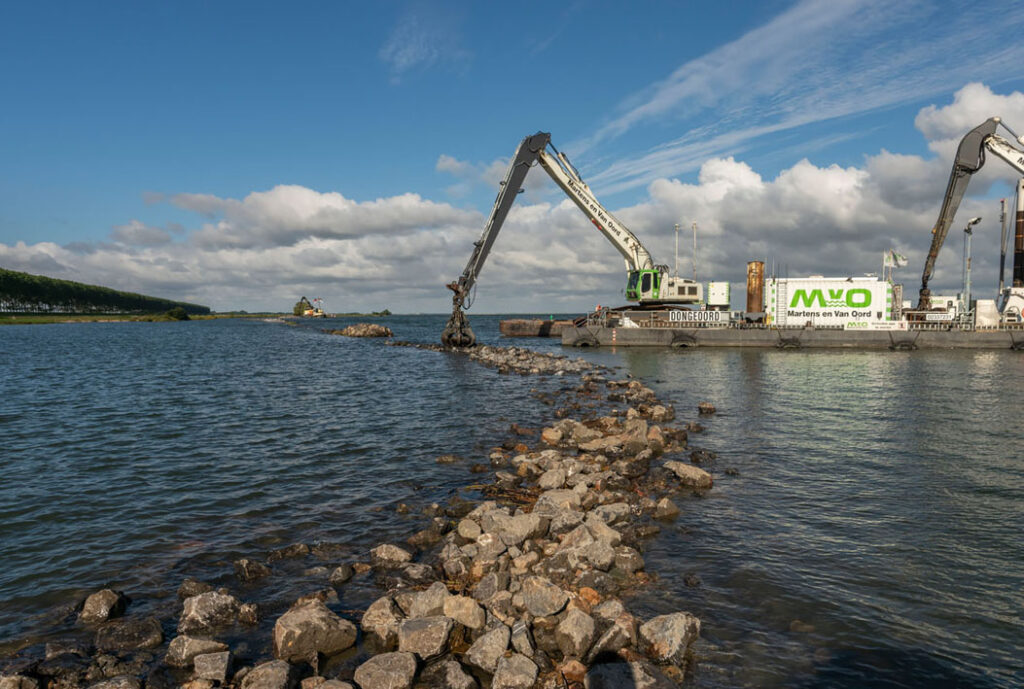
[
  {"x1": 790, "y1": 289, "x2": 825, "y2": 308},
  {"x1": 828, "y1": 288, "x2": 843, "y2": 300},
  {"x1": 845, "y1": 289, "x2": 871, "y2": 308}
]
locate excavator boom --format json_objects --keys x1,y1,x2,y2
[{"x1": 917, "y1": 117, "x2": 1024, "y2": 309}]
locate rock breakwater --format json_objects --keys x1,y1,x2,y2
[{"x1": 1, "y1": 344, "x2": 719, "y2": 689}]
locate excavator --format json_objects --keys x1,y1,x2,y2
[
  {"x1": 441, "y1": 132, "x2": 701, "y2": 346},
  {"x1": 916, "y1": 117, "x2": 1024, "y2": 311}
]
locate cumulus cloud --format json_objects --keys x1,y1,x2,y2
[
  {"x1": 3, "y1": 84, "x2": 1023, "y2": 313},
  {"x1": 110, "y1": 220, "x2": 173, "y2": 247}
]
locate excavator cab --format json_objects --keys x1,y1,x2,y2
[{"x1": 626, "y1": 269, "x2": 661, "y2": 302}]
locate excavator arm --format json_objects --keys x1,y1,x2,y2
[
  {"x1": 917, "y1": 117, "x2": 1024, "y2": 309},
  {"x1": 441, "y1": 131, "x2": 665, "y2": 346}
]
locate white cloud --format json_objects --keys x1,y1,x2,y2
[
  {"x1": 110, "y1": 220, "x2": 172, "y2": 247},
  {"x1": 3, "y1": 84, "x2": 1022, "y2": 313},
  {"x1": 379, "y1": 4, "x2": 471, "y2": 81}
]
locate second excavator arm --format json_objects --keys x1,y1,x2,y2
[{"x1": 917, "y1": 117, "x2": 1024, "y2": 309}]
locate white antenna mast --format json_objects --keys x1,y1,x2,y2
[{"x1": 691, "y1": 222, "x2": 698, "y2": 283}]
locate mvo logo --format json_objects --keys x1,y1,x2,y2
[{"x1": 789, "y1": 288, "x2": 872, "y2": 308}]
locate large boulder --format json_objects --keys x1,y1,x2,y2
[
  {"x1": 351, "y1": 652, "x2": 416, "y2": 689},
  {"x1": 491, "y1": 654, "x2": 537, "y2": 689},
  {"x1": 178, "y1": 592, "x2": 241, "y2": 634},
  {"x1": 240, "y1": 660, "x2": 296, "y2": 689},
  {"x1": 370, "y1": 544, "x2": 413, "y2": 568},
  {"x1": 0, "y1": 677, "x2": 38, "y2": 689},
  {"x1": 407, "y1": 582, "x2": 450, "y2": 619},
  {"x1": 94, "y1": 616, "x2": 163, "y2": 652},
  {"x1": 442, "y1": 596, "x2": 485, "y2": 631},
  {"x1": 418, "y1": 660, "x2": 477, "y2": 689},
  {"x1": 78, "y1": 589, "x2": 127, "y2": 624},
  {"x1": 396, "y1": 616, "x2": 453, "y2": 660},
  {"x1": 556, "y1": 608, "x2": 596, "y2": 658},
  {"x1": 520, "y1": 576, "x2": 568, "y2": 617},
  {"x1": 273, "y1": 600, "x2": 357, "y2": 662},
  {"x1": 638, "y1": 612, "x2": 701, "y2": 665},
  {"x1": 194, "y1": 651, "x2": 232, "y2": 684},
  {"x1": 165, "y1": 636, "x2": 229, "y2": 668},
  {"x1": 361, "y1": 596, "x2": 403, "y2": 649},
  {"x1": 464, "y1": 624, "x2": 509, "y2": 674},
  {"x1": 662, "y1": 461, "x2": 713, "y2": 489}
]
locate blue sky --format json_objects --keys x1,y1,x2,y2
[{"x1": 3, "y1": 0, "x2": 1024, "y2": 312}]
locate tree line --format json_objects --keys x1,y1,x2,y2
[{"x1": 0, "y1": 267, "x2": 211, "y2": 315}]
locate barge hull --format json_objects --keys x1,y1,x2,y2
[{"x1": 560, "y1": 325, "x2": 1024, "y2": 349}]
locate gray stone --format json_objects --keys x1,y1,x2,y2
[
  {"x1": 556, "y1": 608, "x2": 596, "y2": 659},
  {"x1": 352, "y1": 652, "x2": 416, "y2": 689},
  {"x1": 585, "y1": 614, "x2": 635, "y2": 664},
  {"x1": 361, "y1": 596, "x2": 402, "y2": 650},
  {"x1": 538, "y1": 468, "x2": 566, "y2": 490},
  {"x1": 549, "y1": 510, "x2": 584, "y2": 536},
  {"x1": 397, "y1": 616, "x2": 453, "y2": 660},
  {"x1": 370, "y1": 544, "x2": 413, "y2": 568},
  {"x1": 240, "y1": 660, "x2": 296, "y2": 689},
  {"x1": 418, "y1": 660, "x2": 478, "y2": 689},
  {"x1": 442, "y1": 595, "x2": 485, "y2": 630},
  {"x1": 474, "y1": 533, "x2": 507, "y2": 561},
  {"x1": 520, "y1": 576, "x2": 568, "y2": 617},
  {"x1": 614, "y1": 547, "x2": 645, "y2": 575},
  {"x1": 234, "y1": 558, "x2": 271, "y2": 582},
  {"x1": 193, "y1": 651, "x2": 231, "y2": 684},
  {"x1": 178, "y1": 579, "x2": 214, "y2": 600},
  {"x1": 584, "y1": 659, "x2": 675, "y2": 689},
  {"x1": 662, "y1": 461, "x2": 713, "y2": 489},
  {"x1": 638, "y1": 612, "x2": 701, "y2": 665},
  {"x1": 491, "y1": 653, "x2": 537, "y2": 689},
  {"x1": 273, "y1": 599, "x2": 357, "y2": 662},
  {"x1": 534, "y1": 489, "x2": 582, "y2": 514},
  {"x1": 94, "y1": 616, "x2": 163, "y2": 652},
  {"x1": 456, "y1": 519, "x2": 482, "y2": 540},
  {"x1": 590, "y1": 503, "x2": 630, "y2": 526},
  {"x1": 178, "y1": 592, "x2": 241, "y2": 634},
  {"x1": 87, "y1": 678, "x2": 141, "y2": 689},
  {"x1": 510, "y1": 619, "x2": 534, "y2": 656},
  {"x1": 166, "y1": 636, "x2": 229, "y2": 668},
  {"x1": 472, "y1": 571, "x2": 509, "y2": 602},
  {"x1": 591, "y1": 599, "x2": 626, "y2": 625},
  {"x1": 401, "y1": 562, "x2": 437, "y2": 586},
  {"x1": 464, "y1": 624, "x2": 509, "y2": 674},
  {"x1": 0, "y1": 677, "x2": 38, "y2": 689},
  {"x1": 652, "y1": 498, "x2": 680, "y2": 520},
  {"x1": 581, "y1": 540, "x2": 616, "y2": 571},
  {"x1": 408, "y1": 582, "x2": 450, "y2": 619},
  {"x1": 584, "y1": 517, "x2": 622, "y2": 547},
  {"x1": 239, "y1": 603, "x2": 260, "y2": 626},
  {"x1": 328, "y1": 564, "x2": 354, "y2": 587},
  {"x1": 496, "y1": 513, "x2": 548, "y2": 547},
  {"x1": 78, "y1": 589, "x2": 127, "y2": 624}
]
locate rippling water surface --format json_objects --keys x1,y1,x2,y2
[{"x1": 1, "y1": 316, "x2": 1021, "y2": 687}]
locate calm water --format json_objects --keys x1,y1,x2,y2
[{"x1": 1, "y1": 316, "x2": 1021, "y2": 687}]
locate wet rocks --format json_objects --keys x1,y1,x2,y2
[
  {"x1": 78, "y1": 589, "x2": 127, "y2": 624},
  {"x1": 697, "y1": 402, "x2": 716, "y2": 415},
  {"x1": 520, "y1": 576, "x2": 568, "y2": 617},
  {"x1": 465, "y1": 624, "x2": 509, "y2": 674},
  {"x1": 0, "y1": 677, "x2": 39, "y2": 689},
  {"x1": 240, "y1": 660, "x2": 296, "y2": 689},
  {"x1": 360, "y1": 597, "x2": 402, "y2": 650},
  {"x1": 327, "y1": 564, "x2": 353, "y2": 587},
  {"x1": 193, "y1": 651, "x2": 231, "y2": 684},
  {"x1": 396, "y1": 616, "x2": 453, "y2": 660},
  {"x1": 165, "y1": 636, "x2": 229, "y2": 668},
  {"x1": 370, "y1": 544, "x2": 413, "y2": 568},
  {"x1": 178, "y1": 592, "x2": 241, "y2": 634},
  {"x1": 234, "y1": 559, "x2": 271, "y2": 582},
  {"x1": 94, "y1": 616, "x2": 163, "y2": 652},
  {"x1": 639, "y1": 612, "x2": 701, "y2": 665},
  {"x1": 331, "y1": 324, "x2": 393, "y2": 337},
  {"x1": 352, "y1": 652, "x2": 416, "y2": 689},
  {"x1": 273, "y1": 599, "x2": 357, "y2": 662},
  {"x1": 491, "y1": 653, "x2": 537, "y2": 689},
  {"x1": 663, "y1": 460, "x2": 713, "y2": 489}
]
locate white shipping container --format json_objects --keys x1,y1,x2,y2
[
  {"x1": 767, "y1": 276, "x2": 895, "y2": 327},
  {"x1": 706, "y1": 281, "x2": 731, "y2": 307}
]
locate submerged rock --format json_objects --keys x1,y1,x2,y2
[
  {"x1": 94, "y1": 616, "x2": 163, "y2": 652},
  {"x1": 78, "y1": 589, "x2": 127, "y2": 624},
  {"x1": 662, "y1": 461, "x2": 713, "y2": 489},
  {"x1": 178, "y1": 592, "x2": 241, "y2": 634}
]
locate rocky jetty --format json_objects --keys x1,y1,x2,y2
[
  {"x1": 1, "y1": 343, "x2": 720, "y2": 689},
  {"x1": 328, "y1": 324, "x2": 393, "y2": 338}
]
